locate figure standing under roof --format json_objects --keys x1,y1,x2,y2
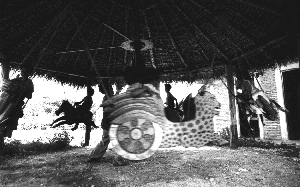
[{"x1": 0, "y1": 52, "x2": 34, "y2": 138}]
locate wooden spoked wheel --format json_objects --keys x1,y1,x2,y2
[{"x1": 110, "y1": 116, "x2": 162, "y2": 160}]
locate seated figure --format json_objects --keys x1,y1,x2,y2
[{"x1": 74, "y1": 86, "x2": 95, "y2": 120}]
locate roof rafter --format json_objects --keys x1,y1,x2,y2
[
  {"x1": 155, "y1": 6, "x2": 188, "y2": 68},
  {"x1": 144, "y1": 0, "x2": 167, "y2": 11},
  {"x1": 69, "y1": 9, "x2": 104, "y2": 82},
  {"x1": 232, "y1": 0, "x2": 284, "y2": 17},
  {"x1": 171, "y1": 0, "x2": 228, "y2": 61},
  {"x1": 55, "y1": 2, "x2": 103, "y2": 70},
  {"x1": 142, "y1": 11, "x2": 156, "y2": 68},
  {"x1": 230, "y1": 35, "x2": 289, "y2": 63},
  {"x1": 168, "y1": 1, "x2": 210, "y2": 63},
  {"x1": 209, "y1": 0, "x2": 257, "y2": 43},
  {"x1": 71, "y1": 9, "x2": 131, "y2": 41},
  {"x1": 36, "y1": 9, "x2": 67, "y2": 66},
  {"x1": 23, "y1": 5, "x2": 69, "y2": 64},
  {"x1": 122, "y1": 9, "x2": 129, "y2": 68},
  {"x1": 88, "y1": 3, "x2": 116, "y2": 75},
  {"x1": 71, "y1": 18, "x2": 98, "y2": 70},
  {"x1": 56, "y1": 46, "x2": 121, "y2": 54},
  {"x1": 106, "y1": 24, "x2": 116, "y2": 74},
  {"x1": 177, "y1": 0, "x2": 248, "y2": 59},
  {"x1": 0, "y1": 0, "x2": 49, "y2": 23}
]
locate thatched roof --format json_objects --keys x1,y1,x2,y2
[{"x1": 1, "y1": 0, "x2": 299, "y2": 86}]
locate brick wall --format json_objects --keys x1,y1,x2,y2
[
  {"x1": 211, "y1": 79, "x2": 231, "y2": 132},
  {"x1": 210, "y1": 70, "x2": 283, "y2": 140},
  {"x1": 256, "y1": 68, "x2": 281, "y2": 140}
]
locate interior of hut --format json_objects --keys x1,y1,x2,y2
[{"x1": 0, "y1": 0, "x2": 299, "y2": 153}]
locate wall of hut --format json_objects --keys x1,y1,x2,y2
[
  {"x1": 256, "y1": 69, "x2": 282, "y2": 140},
  {"x1": 210, "y1": 68, "x2": 287, "y2": 140},
  {"x1": 211, "y1": 79, "x2": 231, "y2": 133}
]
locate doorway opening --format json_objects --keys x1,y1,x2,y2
[{"x1": 282, "y1": 69, "x2": 300, "y2": 140}]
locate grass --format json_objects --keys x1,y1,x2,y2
[
  {"x1": 2, "y1": 128, "x2": 299, "y2": 160},
  {"x1": 2, "y1": 131, "x2": 76, "y2": 159},
  {"x1": 219, "y1": 127, "x2": 300, "y2": 158}
]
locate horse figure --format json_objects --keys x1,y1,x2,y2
[{"x1": 50, "y1": 100, "x2": 98, "y2": 131}]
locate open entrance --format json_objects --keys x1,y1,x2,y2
[
  {"x1": 239, "y1": 110, "x2": 260, "y2": 138},
  {"x1": 282, "y1": 69, "x2": 300, "y2": 140}
]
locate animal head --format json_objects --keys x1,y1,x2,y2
[
  {"x1": 55, "y1": 100, "x2": 72, "y2": 116},
  {"x1": 182, "y1": 93, "x2": 196, "y2": 121},
  {"x1": 195, "y1": 89, "x2": 221, "y2": 116}
]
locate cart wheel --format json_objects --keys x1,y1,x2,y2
[{"x1": 109, "y1": 117, "x2": 163, "y2": 160}]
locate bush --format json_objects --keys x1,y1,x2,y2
[
  {"x1": 3, "y1": 131, "x2": 74, "y2": 158},
  {"x1": 47, "y1": 131, "x2": 74, "y2": 151},
  {"x1": 220, "y1": 127, "x2": 230, "y2": 141}
]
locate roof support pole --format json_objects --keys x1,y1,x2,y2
[
  {"x1": 298, "y1": 31, "x2": 300, "y2": 65},
  {"x1": 0, "y1": 130, "x2": 4, "y2": 164},
  {"x1": 142, "y1": 12, "x2": 156, "y2": 68},
  {"x1": 131, "y1": 40, "x2": 145, "y2": 69},
  {"x1": 226, "y1": 63, "x2": 239, "y2": 149},
  {"x1": 130, "y1": 0, "x2": 146, "y2": 69}
]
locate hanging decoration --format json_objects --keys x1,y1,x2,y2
[
  {"x1": 121, "y1": 40, "x2": 153, "y2": 51},
  {"x1": 236, "y1": 72, "x2": 288, "y2": 123}
]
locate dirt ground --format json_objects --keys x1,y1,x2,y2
[{"x1": 0, "y1": 146, "x2": 299, "y2": 187}]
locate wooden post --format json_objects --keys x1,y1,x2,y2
[
  {"x1": 84, "y1": 79, "x2": 92, "y2": 147},
  {"x1": 131, "y1": 40, "x2": 146, "y2": 69},
  {"x1": 226, "y1": 64, "x2": 239, "y2": 148},
  {"x1": 0, "y1": 132, "x2": 4, "y2": 164},
  {"x1": 0, "y1": 52, "x2": 6, "y2": 163},
  {"x1": 84, "y1": 124, "x2": 91, "y2": 147}
]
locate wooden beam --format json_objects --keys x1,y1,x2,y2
[
  {"x1": 105, "y1": 26, "x2": 116, "y2": 73},
  {"x1": 232, "y1": 0, "x2": 284, "y2": 17},
  {"x1": 155, "y1": 7, "x2": 188, "y2": 68},
  {"x1": 142, "y1": 11, "x2": 156, "y2": 67},
  {"x1": 86, "y1": 14, "x2": 131, "y2": 41},
  {"x1": 208, "y1": 0, "x2": 257, "y2": 43},
  {"x1": 0, "y1": 0, "x2": 48, "y2": 22},
  {"x1": 102, "y1": 22, "x2": 130, "y2": 41},
  {"x1": 9, "y1": 61, "x2": 89, "y2": 78},
  {"x1": 35, "y1": 9, "x2": 67, "y2": 67},
  {"x1": 170, "y1": 1, "x2": 210, "y2": 62},
  {"x1": 230, "y1": 35, "x2": 289, "y2": 63},
  {"x1": 0, "y1": 132, "x2": 4, "y2": 164},
  {"x1": 22, "y1": 6, "x2": 69, "y2": 63},
  {"x1": 226, "y1": 63, "x2": 239, "y2": 148},
  {"x1": 55, "y1": 11, "x2": 88, "y2": 68},
  {"x1": 170, "y1": 0, "x2": 229, "y2": 61},
  {"x1": 144, "y1": 0, "x2": 167, "y2": 10},
  {"x1": 56, "y1": 46, "x2": 121, "y2": 55},
  {"x1": 91, "y1": 4, "x2": 115, "y2": 71},
  {"x1": 298, "y1": 31, "x2": 300, "y2": 62},
  {"x1": 70, "y1": 10, "x2": 115, "y2": 98}
]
